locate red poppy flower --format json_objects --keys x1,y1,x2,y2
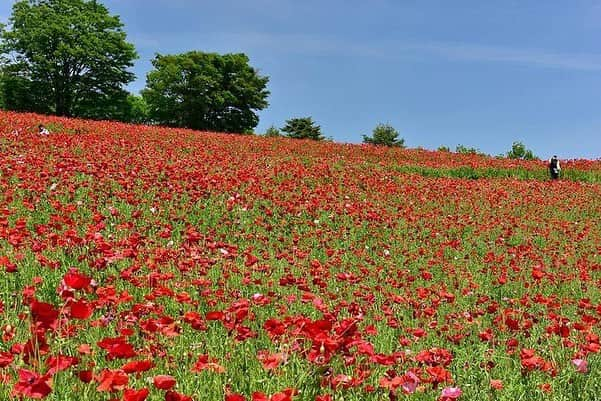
[
  {"x1": 153, "y1": 374, "x2": 177, "y2": 390},
  {"x1": 96, "y1": 369, "x2": 128, "y2": 392},
  {"x1": 0, "y1": 351, "x2": 14, "y2": 368},
  {"x1": 70, "y1": 299, "x2": 94, "y2": 319},
  {"x1": 122, "y1": 359, "x2": 155, "y2": 374},
  {"x1": 123, "y1": 388, "x2": 150, "y2": 401},
  {"x1": 165, "y1": 390, "x2": 193, "y2": 401},
  {"x1": 12, "y1": 369, "x2": 52, "y2": 399},
  {"x1": 62, "y1": 268, "x2": 92, "y2": 289}
]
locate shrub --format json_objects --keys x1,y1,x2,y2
[
  {"x1": 506, "y1": 141, "x2": 537, "y2": 160},
  {"x1": 264, "y1": 125, "x2": 282, "y2": 137},
  {"x1": 281, "y1": 117, "x2": 324, "y2": 141},
  {"x1": 363, "y1": 123, "x2": 405, "y2": 147}
]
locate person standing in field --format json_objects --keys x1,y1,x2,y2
[{"x1": 548, "y1": 155, "x2": 561, "y2": 180}]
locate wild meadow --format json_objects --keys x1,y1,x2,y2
[{"x1": 0, "y1": 111, "x2": 600, "y2": 401}]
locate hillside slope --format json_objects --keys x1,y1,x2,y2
[{"x1": 0, "y1": 111, "x2": 600, "y2": 401}]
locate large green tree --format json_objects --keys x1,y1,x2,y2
[
  {"x1": 142, "y1": 51, "x2": 270, "y2": 133},
  {"x1": 0, "y1": 0, "x2": 137, "y2": 119},
  {"x1": 281, "y1": 117, "x2": 324, "y2": 141}
]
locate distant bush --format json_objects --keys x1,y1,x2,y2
[
  {"x1": 455, "y1": 144, "x2": 487, "y2": 156},
  {"x1": 264, "y1": 125, "x2": 282, "y2": 137},
  {"x1": 363, "y1": 123, "x2": 405, "y2": 147},
  {"x1": 392, "y1": 165, "x2": 601, "y2": 183},
  {"x1": 506, "y1": 141, "x2": 537, "y2": 160},
  {"x1": 281, "y1": 117, "x2": 324, "y2": 141}
]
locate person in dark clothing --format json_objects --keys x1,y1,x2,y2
[{"x1": 548, "y1": 155, "x2": 561, "y2": 180}]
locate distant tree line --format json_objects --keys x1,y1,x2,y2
[
  {"x1": 0, "y1": 0, "x2": 137, "y2": 120},
  {"x1": 0, "y1": 0, "x2": 540, "y2": 158},
  {"x1": 0, "y1": 0, "x2": 269, "y2": 134},
  {"x1": 264, "y1": 119, "x2": 404, "y2": 146}
]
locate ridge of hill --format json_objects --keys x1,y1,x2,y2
[{"x1": 2, "y1": 110, "x2": 601, "y2": 183}]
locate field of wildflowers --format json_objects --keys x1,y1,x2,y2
[{"x1": 0, "y1": 111, "x2": 600, "y2": 401}]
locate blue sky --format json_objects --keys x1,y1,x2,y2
[{"x1": 2, "y1": 1, "x2": 601, "y2": 159}]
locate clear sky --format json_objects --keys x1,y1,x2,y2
[{"x1": 2, "y1": 1, "x2": 601, "y2": 159}]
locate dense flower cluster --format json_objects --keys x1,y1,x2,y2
[{"x1": 0, "y1": 111, "x2": 599, "y2": 400}]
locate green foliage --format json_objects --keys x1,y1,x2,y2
[
  {"x1": 0, "y1": 44, "x2": 5, "y2": 109},
  {"x1": 0, "y1": 0, "x2": 137, "y2": 119},
  {"x1": 393, "y1": 164, "x2": 601, "y2": 183},
  {"x1": 437, "y1": 145, "x2": 451, "y2": 152},
  {"x1": 0, "y1": 63, "x2": 50, "y2": 114},
  {"x1": 264, "y1": 125, "x2": 281, "y2": 137},
  {"x1": 118, "y1": 94, "x2": 149, "y2": 124},
  {"x1": 281, "y1": 117, "x2": 324, "y2": 141},
  {"x1": 142, "y1": 51, "x2": 270, "y2": 133},
  {"x1": 506, "y1": 141, "x2": 537, "y2": 160},
  {"x1": 455, "y1": 144, "x2": 488, "y2": 156},
  {"x1": 88, "y1": 93, "x2": 149, "y2": 124},
  {"x1": 362, "y1": 123, "x2": 405, "y2": 147},
  {"x1": 0, "y1": 75, "x2": 5, "y2": 109}
]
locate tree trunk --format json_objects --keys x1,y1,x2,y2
[{"x1": 56, "y1": 94, "x2": 65, "y2": 116}]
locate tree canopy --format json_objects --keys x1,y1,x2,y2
[
  {"x1": 264, "y1": 125, "x2": 282, "y2": 137},
  {"x1": 281, "y1": 117, "x2": 324, "y2": 141},
  {"x1": 0, "y1": 0, "x2": 137, "y2": 119},
  {"x1": 363, "y1": 123, "x2": 405, "y2": 147},
  {"x1": 506, "y1": 141, "x2": 537, "y2": 160},
  {"x1": 455, "y1": 144, "x2": 487, "y2": 156},
  {"x1": 142, "y1": 51, "x2": 270, "y2": 133}
]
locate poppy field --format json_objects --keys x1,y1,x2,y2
[{"x1": 0, "y1": 111, "x2": 600, "y2": 401}]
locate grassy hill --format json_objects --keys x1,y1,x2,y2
[{"x1": 0, "y1": 111, "x2": 600, "y2": 401}]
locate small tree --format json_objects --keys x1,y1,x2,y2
[
  {"x1": 455, "y1": 144, "x2": 486, "y2": 156},
  {"x1": 264, "y1": 125, "x2": 281, "y2": 137},
  {"x1": 363, "y1": 123, "x2": 405, "y2": 147},
  {"x1": 281, "y1": 117, "x2": 324, "y2": 141},
  {"x1": 506, "y1": 141, "x2": 537, "y2": 160}
]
